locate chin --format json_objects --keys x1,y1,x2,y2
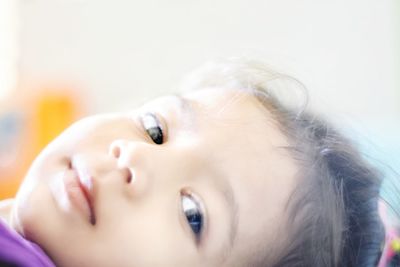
[
  {"x1": 12, "y1": 186, "x2": 40, "y2": 239},
  {"x1": 11, "y1": 179, "x2": 52, "y2": 243}
]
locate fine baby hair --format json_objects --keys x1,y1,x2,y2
[{"x1": 180, "y1": 58, "x2": 391, "y2": 266}]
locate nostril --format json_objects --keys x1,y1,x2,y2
[
  {"x1": 110, "y1": 145, "x2": 121, "y2": 158},
  {"x1": 63, "y1": 157, "x2": 73, "y2": 169},
  {"x1": 124, "y1": 168, "x2": 133, "y2": 184}
]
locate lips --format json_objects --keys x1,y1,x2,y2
[
  {"x1": 75, "y1": 170, "x2": 96, "y2": 225},
  {"x1": 63, "y1": 166, "x2": 96, "y2": 225}
]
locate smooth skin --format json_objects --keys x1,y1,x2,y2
[{"x1": 0, "y1": 88, "x2": 299, "y2": 267}]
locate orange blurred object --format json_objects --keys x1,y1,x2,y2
[
  {"x1": 36, "y1": 93, "x2": 76, "y2": 149},
  {"x1": 0, "y1": 89, "x2": 81, "y2": 199}
]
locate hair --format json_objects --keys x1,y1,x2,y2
[{"x1": 180, "y1": 58, "x2": 389, "y2": 267}]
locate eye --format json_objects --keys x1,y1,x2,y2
[
  {"x1": 181, "y1": 191, "x2": 204, "y2": 238},
  {"x1": 141, "y1": 113, "x2": 164, "y2": 144}
]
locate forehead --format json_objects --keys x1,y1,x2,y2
[
  {"x1": 183, "y1": 87, "x2": 260, "y2": 116},
  {"x1": 183, "y1": 87, "x2": 287, "y2": 149},
  {"x1": 183, "y1": 88, "x2": 299, "y2": 261}
]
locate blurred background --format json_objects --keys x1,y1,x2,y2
[{"x1": 0, "y1": 0, "x2": 399, "y2": 203}]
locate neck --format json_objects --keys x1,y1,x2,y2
[{"x1": 0, "y1": 198, "x2": 14, "y2": 226}]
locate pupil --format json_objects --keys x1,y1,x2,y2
[
  {"x1": 147, "y1": 127, "x2": 163, "y2": 144},
  {"x1": 187, "y1": 213, "x2": 202, "y2": 234}
]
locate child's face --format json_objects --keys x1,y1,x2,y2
[{"x1": 11, "y1": 88, "x2": 298, "y2": 267}]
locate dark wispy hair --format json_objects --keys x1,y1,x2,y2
[
  {"x1": 181, "y1": 58, "x2": 392, "y2": 267},
  {"x1": 267, "y1": 109, "x2": 385, "y2": 267}
]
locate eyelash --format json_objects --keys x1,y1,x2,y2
[
  {"x1": 181, "y1": 189, "x2": 205, "y2": 240},
  {"x1": 140, "y1": 113, "x2": 164, "y2": 144}
]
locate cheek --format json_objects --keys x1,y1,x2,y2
[{"x1": 91, "y1": 199, "x2": 191, "y2": 266}]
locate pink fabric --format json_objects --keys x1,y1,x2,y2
[
  {"x1": 378, "y1": 227, "x2": 399, "y2": 267},
  {"x1": 378, "y1": 201, "x2": 400, "y2": 267}
]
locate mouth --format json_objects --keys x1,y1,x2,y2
[
  {"x1": 75, "y1": 173, "x2": 96, "y2": 225},
  {"x1": 67, "y1": 159, "x2": 97, "y2": 225}
]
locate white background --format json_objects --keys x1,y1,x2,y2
[
  {"x1": 0, "y1": 0, "x2": 19, "y2": 100},
  {"x1": 3, "y1": 0, "x2": 400, "y2": 158}
]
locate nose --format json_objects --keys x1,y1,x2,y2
[{"x1": 108, "y1": 139, "x2": 151, "y2": 194}]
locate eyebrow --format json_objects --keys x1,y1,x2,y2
[
  {"x1": 172, "y1": 94, "x2": 194, "y2": 117},
  {"x1": 173, "y1": 94, "x2": 190, "y2": 110},
  {"x1": 173, "y1": 94, "x2": 239, "y2": 253}
]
